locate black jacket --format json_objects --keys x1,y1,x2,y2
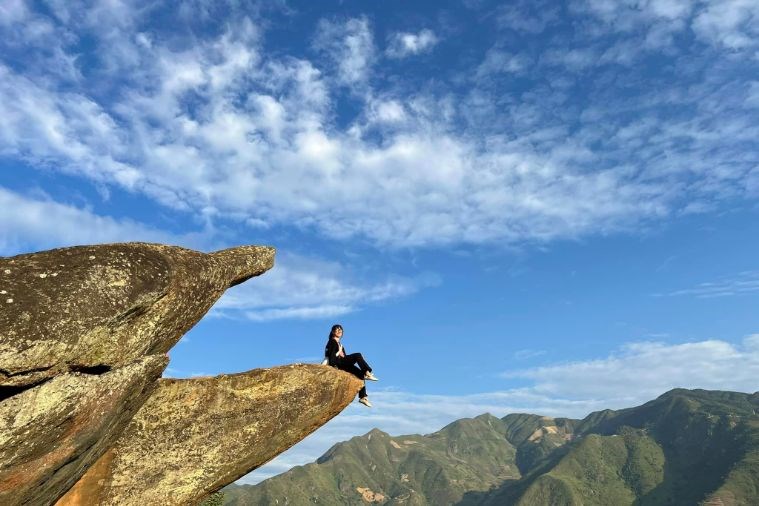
[{"x1": 324, "y1": 338, "x2": 344, "y2": 367}]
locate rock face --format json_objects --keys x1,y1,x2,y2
[
  {"x1": 0, "y1": 242, "x2": 281, "y2": 505},
  {"x1": 0, "y1": 355, "x2": 167, "y2": 506},
  {"x1": 57, "y1": 364, "x2": 363, "y2": 506},
  {"x1": 0, "y1": 243, "x2": 275, "y2": 388}
]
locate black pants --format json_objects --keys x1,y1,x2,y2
[{"x1": 336, "y1": 353, "x2": 372, "y2": 399}]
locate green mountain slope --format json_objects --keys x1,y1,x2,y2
[
  {"x1": 511, "y1": 429, "x2": 664, "y2": 506},
  {"x1": 225, "y1": 414, "x2": 521, "y2": 505},
  {"x1": 223, "y1": 389, "x2": 759, "y2": 505}
]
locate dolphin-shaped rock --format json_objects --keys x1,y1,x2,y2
[{"x1": 0, "y1": 243, "x2": 275, "y2": 388}]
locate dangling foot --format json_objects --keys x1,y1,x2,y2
[
  {"x1": 359, "y1": 397, "x2": 372, "y2": 408},
  {"x1": 364, "y1": 371, "x2": 379, "y2": 381}
]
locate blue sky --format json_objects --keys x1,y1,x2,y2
[{"x1": 1, "y1": 0, "x2": 758, "y2": 483}]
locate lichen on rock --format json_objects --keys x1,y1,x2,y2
[
  {"x1": 0, "y1": 242, "x2": 282, "y2": 505},
  {"x1": 57, "y1": 364, "x2": 364, "y2": 506},
  {"x1": 0, "y1": 355, "x2": 168, "y2": 506},
  {"x1": 0, "y1": 243, "x2": 275, "y2": 388},
  {"x1": 1, "y1": 242, "x2": 368, "y2": 506}
]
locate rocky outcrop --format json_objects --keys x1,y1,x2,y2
[
  {"x1": 0, "y1": 355, "x2": 167, "y2": 506},
  {"x1": 0, "y1": 242, "x2": 281, "y2": 505},
  {"x1": 57, "y1": 364, "x2": 363, "y2": 505},
  {"x1": 0, "y1": 243, "x2": 275, "y2": 388}
]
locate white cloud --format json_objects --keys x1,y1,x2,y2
[
  {"x1": 0, "y1": 0, "x2": 28, "y2": 24},
  {"x1": 495, "y1": 1, "x2": 560, "y2": 34},
  {"x1": 513, "y1": 348, "x2": 547, "y2": 360},
  {"x1": 655, "y1": 270, "x2": 759, "y2": 298},
  {"x1": 0, "y1": 187, "x2": 180, "y2": 255},
  {"x1": 0, "y1": 0, "x2": 62, "y2": 53},
  {"x1": 0, "y1": 2, "x2": 756, "y2": 252},
  {"x1": 505, "y1": 335, "x2": 759, "y2": 403},
  {"x1": 0, "y1": 186, "x2": 430, "y2": 321},
  {"x1": 576, "y1": 0, "x2": 758, "y2": 51},
  {"x1": 368, "y1": 99, "x2": 407, "y2": 124},
  {"x1": 386, "y1": 29, "x2": 438, "y2": 58},
  {"x1": 243, "y1": 334, "x2": 759, "y2": 484},
  {"x1": 313, "y1": 17, "x2": 374, "y2": 86},
  {"x1": 242, "y1": 305, "x2": 354, "y2": 322},
  {"x1": 213, "y1": 253, "x2": 439, "y2": 321},
  {"x1": 0, "y1": 63, "x2": 144, "y2": 192},
  {"x1": 693, "y1": 0, "x2": 759, "y2": 49},
  {"x1": 746, "y1": 81, "x2": 759, "y2": 107},
  {"x1": 1, "y1": 35, "x2": 676, "y2": 248},
  {"x1": 476, "y1": 49, "x2": 531, "y2": 78},
  {"x1": 541, "y1": 48, "x2": 599, "y2": 71}
]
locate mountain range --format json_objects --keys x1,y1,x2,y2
[{"x1": 220, "y1": 388, "x2": 759, "y2": 505}]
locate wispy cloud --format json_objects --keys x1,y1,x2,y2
[
  {"x1": 0, "y1": 2, "x2": 756, "y2": 251},
  {"x1": 0, "y1": 187, "x2": 185, "y2": 255},
  {"x1": 504, "y1": 335, "x2": 759, "y2": 402},
  {"x1": 475, "y1": 48, "x2": 531, "y2": 78},
  {"x1": 386, "y1": 29, "x2": 438, "y2": 58},
  {"x1": 574, "y1": 0, "x2": 759, "y2": 51},
  {"x1": 691, "y1": 1, "x2": 758, "y2": 49},
  {"x1": 242, "y1": 305, "x2": 354, "y2": 322},
  {"x1": 243, "y1": 334, "x2": 759, "y2": 483},
  {"x1": 0, "y1": 187, "x2": 434, "y2": 320},
  {"x1": 213, "y1": 253, "x2": 440, "y2": 321},
  {"x1": 313, "y1": 17, "x2": 374, "y2": 87},
  {"x1": 513, "y1": 348, "x2": 547, "y2": 360},
  {"x1": 655, "y1": 271, "x2": 759, "y2": 298},
  {"x1": 494, "y1": 0, "x2": 560, "y2": 34}
]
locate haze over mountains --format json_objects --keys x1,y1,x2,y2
[{"x1": 222, "y1": 388, "x2": 759, "y2": 505}]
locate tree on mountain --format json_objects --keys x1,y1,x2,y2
[{"x1": 200, "y1": 491, "x2": 224, "y2": 506}]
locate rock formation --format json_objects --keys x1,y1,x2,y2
[
  {"x1": 0, "y1": 356, "x2": 167, "y2": 506},
  {"x1": 0, "y1": 243, "x2": 274, "y2": 388},
  {"x1": 57, "y1": 364, "x2": 363, "y2": 505},
  {"x1": 0, "y1": 242, "x2": 332, "y2": 506}
]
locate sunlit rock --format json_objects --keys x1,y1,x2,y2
[
  {"x1": 0, "y1": 243, "x2": 275, "y2": 388},
  {"x1": 58, "y1": 364, "x2": 363, "y2": 505},
  {"x1": 0, "y1": 355, "x2": 167, "y2": 506}
]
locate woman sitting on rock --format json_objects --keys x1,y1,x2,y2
[{"x1": 323, "y1": 324, "x2": 378, "y2": 407}]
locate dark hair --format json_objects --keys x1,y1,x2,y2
[{"x1": 329, "y1": 324, "x2": 343, "y2": 338}]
